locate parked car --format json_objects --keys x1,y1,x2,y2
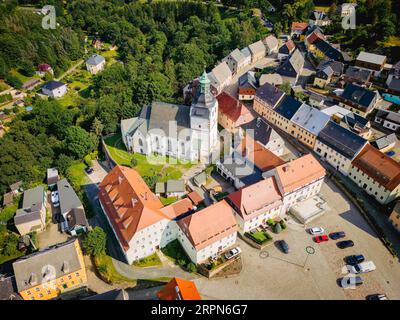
[
  {"x1": 51, "y1": 191, "x2": 59, "y2": 207},
  {"x1": 340, "y1": 276, "x2": 363, "y2": 289},
  {"x1": 366, "y1": 294, "x2": 388, "y2": 300},
  {"x1": 314, "y1": 235, "x2": 329, "y2": 243},
  {"x1": 329, "y1": 231, "x2": 346, "y2": 240},
  {"x1": 337, "y1": 240, "x2": 354, "y2": 249},
  {"x1": 278, "y1": 240, "x2": 290, "y2": 254},
  {"x1": 85, "y1": 167, "x2": 94, "y2": 174},
  {"x1": 224, "y1": 247, "x2": 241, "y2": 260},
  {"x1": 345, "y1": 254, "x2": 365, "y2": 265},
  {"x1": 309, "y1": 227, "x2": 325, "y2": 235},
  {"x1": 348, "y1": 261, "x2": 376, "y2": 274}
]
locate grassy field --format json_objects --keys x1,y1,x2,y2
[
  {"x1": 103, "y1": 133, "x2": 194, "y2": 183},
  {"x1": 66, "y1": 161, "x2": 88, "y2": 188},
  {"x1": 378, "y1": 36, "x2": 400, "y2": 47},
  {"x1": 9, "y1": 68, "x2": 40, "y2": 84},
  {"x1": 94, "y1": 254, "x2": 137, "y2": 285},
  {"x1": 133, "y1": 252, "x2": 162, "y2": 267},
  {"x1": 314, "y1": 6, "x2": 330, "y2": 12}
]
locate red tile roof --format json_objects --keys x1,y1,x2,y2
[
  {"x1": 237, "y1": 136, "x2": 286, "y2": 172},
  {"x1": 285, "y1": 40, "x2": 296, "y2": 53},
  {"x1": 98, "y1": 166, "x2": 166, "y2": 250},
  {"x1": 187, "y1": 191, "x2": 204, "y2": 206},
  {"x1": 275, "y1": 154, "x2": 326, "y2": 194},
  {"x1": 307, "y1": 31, "x2": 325, "y2": 44},
  {"x1": 177, "y1": 200, "x2": 237, "y2": 250},
  {"x1": 157, "y1": 277, "x2": 201, "y2": 300},
  {"x1": 352, "y1": 144, "x2": 400, "y2": 191},
  {"x1": 228, "y1": 177, "x2": 282, "y2": 221},
  {"x1": 291, "y1": 22, "x2": 309, "y2": 31},
  {"x1": 160, "y1": 198, "x2": 193, "y2": 219},
  {"x1": 217, "y1": 92, "x2": 254, "y2": 126}
]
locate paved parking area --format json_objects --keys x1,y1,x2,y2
[{"x1": 194, "y1": 180, "x2": 400, "y2": 300}]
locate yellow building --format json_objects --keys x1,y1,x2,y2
[
  {"x1": 13, "y1": 239, "x2": 87, "y2": 300},
  {"x1": 389, "y1": 202, "x2": 400, "y2": 232}
]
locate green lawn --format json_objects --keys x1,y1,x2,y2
[
  {"x1": 161, "y1": 239, "x2": 190, "y2": 265},
  {"x1": 104, "y1": 133, "x2": 195, "y2": 183},
  {"x1": 94, "y1": 254, "x2": 137, "y2": 285},
  {"x1": 9, "y1": 68, "x2": 40, "y2": 84},
  {"x1": 133, "y1": 252, "x2": 162, "y2": 267},
  {"x1": 245, "y1": 230, "x2": 272, "y2": 245},
  {"x1": 66, "y1": 161, "x2": 88, "y2": 189},
  {"x1": 159, "y1": 196, "x2": 178, "y2": 206}
]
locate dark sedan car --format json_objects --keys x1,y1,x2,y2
[
  {"x1": 278, "y1": 240, "x2": 290, "y2": 254},
  {"x1": 329, "y1": 231, "x2": 346, "y2": 240},
  {"x1": 345, "y1": 254, "x2": 365, "y2": 265},
  {"x1": 337, "y1": 240, "x2": 354, "y2": 249}
]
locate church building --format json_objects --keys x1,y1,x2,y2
[{"x1": 121, "y1": 71, "x2": 219, "y2": 163}]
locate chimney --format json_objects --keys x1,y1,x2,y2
[{"x1": 175, "y1": 286, "x2": 182, "y2": 300}]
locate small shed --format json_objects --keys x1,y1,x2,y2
[
  {"x1": 193, "y1": 172, "x2": 207, "y2": 187},
  {"x1": 47, "y1": 168, "x2": 59, "y2": 188},
  {"x1": 187, "y1": 191, "x2": 204, "y2": 206},
  {"x1": 2, "y1": 192, "x2": 14, "y2": 207}
]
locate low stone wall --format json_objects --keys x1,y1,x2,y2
[
  {"x1": 239, "y1": 233, "x2": 273, "y2": 250},
  {"x1": 101, "y1": 135, "x2": 117, "y2": 169},
  {"x1": 198, "y1": 256, "x2": 240, "y2": 279}
]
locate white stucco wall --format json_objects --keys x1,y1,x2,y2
[
  {"x1": 314, "y1": 140, "x2": 352, "y2": 175},
  {"x1": 348, "y1": 165, "x2": 400, "y2": 204}
]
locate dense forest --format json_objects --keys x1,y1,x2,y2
[
  {"x1": 0, "y1": 1, "x2": 83, "y2": 82},
  {"x1": 0, "y1": 0, "x2": 268, "y2": 195}
]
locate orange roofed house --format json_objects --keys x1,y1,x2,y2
[
  {"x1": 227, "y1": 177, "x2": 283, "y2": 234},
  {"x1": 98, "y1": 166, "x2": 237, "y2": 264},
  {"x1": 217, "y1": 92, "x2": 254, "y2": 132},
  {"x1": 348, "y1": 144, "x2": 400, "y2": 204},
  {"x1": 263, "y1": 154, "x2": 326, "y2": 212},
  {"x1": 157, "y1": 277, "x2": 201, "y2": 300},
  {"x1": 177, "y1": 200, "x2": 237, "y2": 264}
]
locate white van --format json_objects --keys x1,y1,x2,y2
[{"x1": 349, "y1": 261, "x2": 376, "y2": 274}]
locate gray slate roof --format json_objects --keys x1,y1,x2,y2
[
  {"x1": 356, "y1": 52, "x2": 386, "y2": 65},
  {"x1": 57, "y1": 178, "x2": 83, "y2": 216},
  {"x1": 86, "y1": 54, "x2": 105, "y2": 66},
  {"x1": 229, "y1": 48, "x2": 246, "y2": 64},
  {"x1": 241, "y1": 117, "x2": 282, "y2": 146},
  {"x1": 373, "y1": 133, "x2": 398, "y2": 150},
  {"x1": 344, "y1": 66, "x2": 372, "y2": 83},
  {"x1": 276, "y1": 49, "x2": 304, "y2": 78},
  {"x1": 166, "y1": 180, "x2": 185, "y2": 193},
  {"x1": 13, "y1": 239, "x2": 82, "y2": 292},
  {"x1": 248, "y1": 40, "x2": 266, "y2": 56},
  {"x1": 317, "y1": 121, "x2": 367, "y2": 159},
  {"x1": 341, "y1": 83, "x2": 378, "y2": 111},
  {"x1": 14, "y1": 186, "x2": 44, "y2": 226},
  {"x1": 291, "y1": 104, "x2": 331, "y2": 136},
  {"x1": 255, "y1": 82, "x2": 285, "y2": 108},
  {"x1": 42, "y1": 80, "x2": 65, "y2": 91}
]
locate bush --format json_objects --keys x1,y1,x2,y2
[
  {"x1": 273, "y1": 222, "x2": 282, "y2": 234},
  {"x1": 279, "y1": 220, "x2": 287, "y2": 230},
  {"x1": 267, "y1": 218, "x2": 275, "y2": 226},
  {"x1": 84, "y1": 154, "x2": 93, "y2": 167},
  {"x1": 177, "y1": 259, "x2": 186, "y2": 267},
  {"x1": 187, "y1": 262, "x2": 197, "y2": 273},
  {"x1": 130, "y1": 157, "x2": 138, "y2": 168},
  {"x1": 82, "y1": 227, "x2": 107, "y2": 257}
]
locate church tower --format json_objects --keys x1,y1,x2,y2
[{"x1": 190, "y1": 71, "x2": 219, "y2": 162}]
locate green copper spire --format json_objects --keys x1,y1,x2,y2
[{"x1": 199, "y1": 70, "x2": 210, "y2": 94}]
